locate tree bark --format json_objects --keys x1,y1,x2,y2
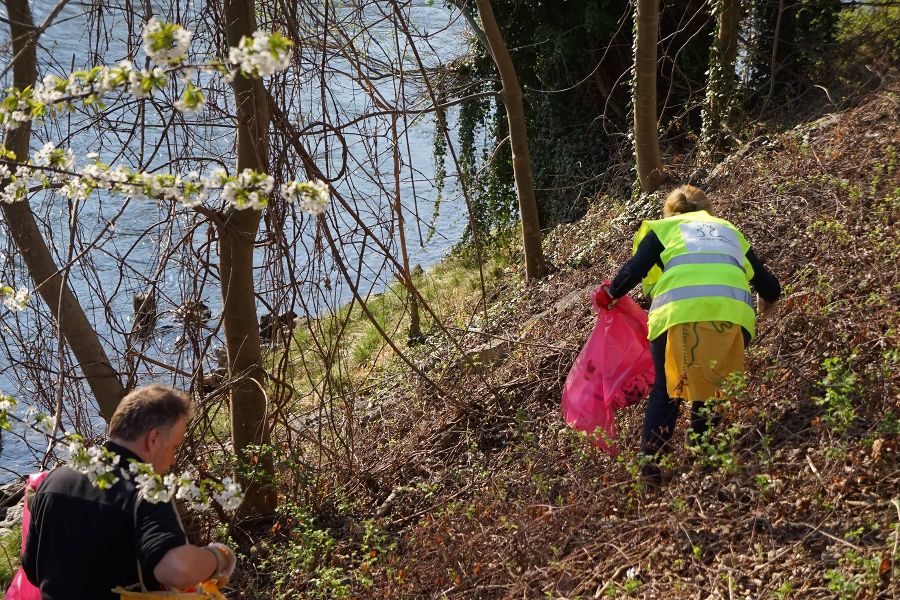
[
  {"x1": 391, "y1": 114, "x2": 421, "y2": 344},
  {"x1": 703, "y1": 0, "x2": 742, "y2": 152},
  {"x1": 633, "y1": 0, "x2": 666, "y2": 193},
  {"x1": 717, "y1": 0, "x2": 741, "y2": 71},
  {"x1": 1, "y1": 0, "x2": 124, "y2": 421},
  {"x1": 221, "y1": 0, "x2": 276, "y2": 515},
  {"x1": 473, "y1": 0, "x2": 548, "y2": 281}
]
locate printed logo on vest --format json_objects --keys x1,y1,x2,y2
[{"x1": 679, "y1": 223, "x2": 743, "y2": 261}]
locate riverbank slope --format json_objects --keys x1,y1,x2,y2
[{"x1": 244, "y1": 86, "x2": 899, "y2": 599}]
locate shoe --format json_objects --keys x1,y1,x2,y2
[{"x1": 639, "y1": 463, "x2": 662, "y2": 489}]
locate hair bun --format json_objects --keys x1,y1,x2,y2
[{"x1": 663, "y1": 184, "x2": 711, "y2": 216}]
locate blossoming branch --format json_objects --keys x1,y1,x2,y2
[
  {"x1": 0, "y1": 18, "x2": 294, "y2": 128},
  {"x1": 0, "y1": 144, "x2": 330, "y2": 214},
  {"x1": 0, "y1": 391, "x2": 244, "y2": 511}
]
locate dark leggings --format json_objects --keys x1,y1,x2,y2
[{"x1": 640, "y1": 328, "x2": 750, "y2": 458}]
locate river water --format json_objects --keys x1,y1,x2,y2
[{"x1": 0, "y1": 1, "x2": 471, "y2": 479}]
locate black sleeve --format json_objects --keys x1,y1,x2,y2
[
  {"x1": 21, "y1": 494, "x2": 40, "y2": 584},
  {"x1": 609, "y1": 231, "x2": 664, "y2": 298},
  {"x1": 135, "y1": 498, "x2": 187, "y2": 577},
  {"x1": 747, "y1": 247, "x2": 781, "y2": 303}
]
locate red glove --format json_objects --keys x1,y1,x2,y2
[{"x1": 593, "y1": 280, "x2": 617, "y2": 310}]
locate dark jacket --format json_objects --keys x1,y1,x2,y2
[
  {"x1": 22, "y1": 442, "x2": 186, "y2": 600},
  {"x1": 610, "y1": 230, "x2": 781, "y2": 303}
]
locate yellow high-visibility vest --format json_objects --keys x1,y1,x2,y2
[{"x1": 633, "y1": 210, "x2": 756, "y2": 340}]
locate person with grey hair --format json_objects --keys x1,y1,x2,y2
[{"x1": 23, "y1": 384, "x2": 237, "y2": 599}]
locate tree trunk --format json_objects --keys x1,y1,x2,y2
[
  {"x1": 765, "y1": 0, "x2": 799, "y2": 106},
  {"x1": 718, "y1": 0, "x2": 741, "y2": 71},
  {"x1": 633, "y1": 0, "x2": 666, "y2": 193},
  {"x1": 473, "y1": 0, "x2": 548, "y2": 281},
  {"x1": 221, "y1": 0, "x2": 276, "y2": 515},
  {"x1": 703, "y1": 0, "x2": 742, "y2": 152},
  {"x1": 390, "y1": 114, "x2": 422, "y2": 345},
  {"x1": 1, "y1": 0, "x2": 124, "y2": 421}
]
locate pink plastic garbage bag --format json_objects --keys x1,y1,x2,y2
[
  {"x1": 5, "y1": 470, "x2": 49, "y2": 600},
  {"x1": 561, "y1": 284, "x2": 654, "y2": 455}
]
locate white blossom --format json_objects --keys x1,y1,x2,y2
[
  {"x1": 128, "y1": 67, "x2": 167, "y2": 99},
  {"x1": 65, "y1": 73, "x2": 92, "y2": 97},
  {"x1": 0, "y1": 88, "x2": 35, "y2": 130},
  {"x1": 69, "y1": 441, "x2": 121, "y2": 489},
  {"x1": 101, "y1": 61, "x2": 136, "y2": 93},
  {"x1": 1, "y1": 153, "x2": 327, "y2": 215},
  {"x1": 81, "y1": 163, "x2": 111, "y2": 190},
  {"x1": 4, "y1": 27, "x2": 291, "y2": 131},
  {"x1": 173, "y1": 97, "x2": 196, "y2": 113},
  {"x1": 174, "y1": 80, "x2": 205, "y2": 113},
  {"x1": 105, "y1": 165, "x2": 133, "y2": 193},
  {"x1": 174, "y1": 471, "x2": 206, "y2": 510},
  {"x1": 143, "y1": 18, "x2": 192, "y2": 66},
  {"x1": 130, "y1": 67, "x2": 166, "y2": 99},
  {"x1": 227, "y1": 31, "x2": 293, "y2": 78},
  {"x1": 32, "y1": 75, "x2": 66, "y2": 105},
  {"x1": 33, "y1": 141, "x2": 75, "y2": 180},
  {"x1": 125, "y1": 462, "x2": 241, "y2": 510},
  {"x1": 0, "y1": 166, "x2": 34, "y2": 203},
  {"x1": 280, "y1": 179, "x2": 330, "y2": 215},
  {"x1": 61, "y1": 176, "x2": 95, "y2": 201},
  {"x1": 31, "y1": 63, "x2": 135, "y2": 114},
  {"x1": 218, "y1": 168, "x2": 274, "y2": 210},
  {"x1": 31, "y1": 413, "x2": 57, "y2": 436},
  {"x1": 129, "y1": 462, "x2": 174, "y2": 502},
  {"x1": 65, "y1": 437, "x2": 83, "y2": 458},
  {"x1": 212, "y1": 476, "x2": 244, "y2": 511},
  {"x1": 174, "y1": 471, "x2": 200, "y2": 500},
  {"x1": 0, "y1": 394, "x2": 16, "y2": 412},
  {"x1": 0, "y1": 286, "x2": 30, "y2": 311},
  {"x1": 34, "y1": 142, "x2": 56, "y2": 165}
]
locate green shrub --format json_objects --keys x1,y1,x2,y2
[
  {"x1": 813, "y1": 356, "x2": 858, "y2": 434},
  {"x1": 687, "y1": 372, "x2": 746, "y2": 474},
  {"x1": 824, "y1": 550, "x2": 881, "y2": 600},
  {"x1": 0, "y1": 527, "x2": 22, "y2": 589},
  {"x1": 836, "y1": 6, "x2": 900, "y2": 67}
]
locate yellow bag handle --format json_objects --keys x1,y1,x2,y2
[{"x1": 113, "y1": 581, "x2": 227, "y2": 600}]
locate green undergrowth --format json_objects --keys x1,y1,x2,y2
[
  {"x1": 239, "y1": 88, "x2": 900, "y2": 599},
  {"x1": 278, "y1": 228, "x2": 523, "y2": 403},
  {"x1": 0, "y1": 527, "x2": 21, "y2": 589}
]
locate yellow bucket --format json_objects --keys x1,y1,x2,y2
[{"x1": 113, "y1": 581, "x2": 227, "y2": 600}]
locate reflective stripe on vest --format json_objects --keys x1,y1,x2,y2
[
  {"x1": 650, "y1": 284, "x2": 754, "y2": 312},
  {"x1": 663, "y1": 252, "x2": 745, "y2": 271},
  {"x1": 634, "y1": 211, "x2": 757, "y2": 340}
]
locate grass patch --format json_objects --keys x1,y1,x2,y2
[
  {"x1": 0, "y1": 526, "x2": 22, "y2": 589},
  {"x1": 278, "y1": 232, "x2": 520, "y2": 405}
]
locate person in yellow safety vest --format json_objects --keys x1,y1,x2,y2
[{"x1": 594, "y1": 184, "x2": 781, "y2": 486}]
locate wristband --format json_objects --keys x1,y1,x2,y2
[{"x1": 204, "y1": 545, "x2": 224, "y2": 580}]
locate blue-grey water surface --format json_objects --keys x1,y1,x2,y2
[{"x1": 0, "y1": 1, "x2": 471, "y2": 479}]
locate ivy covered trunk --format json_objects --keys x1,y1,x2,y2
[
  {"x1": 633, "y1": 0, "x2": 665, "y2": 193},
  {"x1": 703, "y1": 0, "x2": 742, "y2": 152},
  {"x1": 1, "y1": 0, "x2": 124, "y2": 421},
  {"x1": 221, "y1": 0, "x2": 276, "y2": 515},
  {"x1": 473, "y1": 0, "x2": 548, "y2": 281}
]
